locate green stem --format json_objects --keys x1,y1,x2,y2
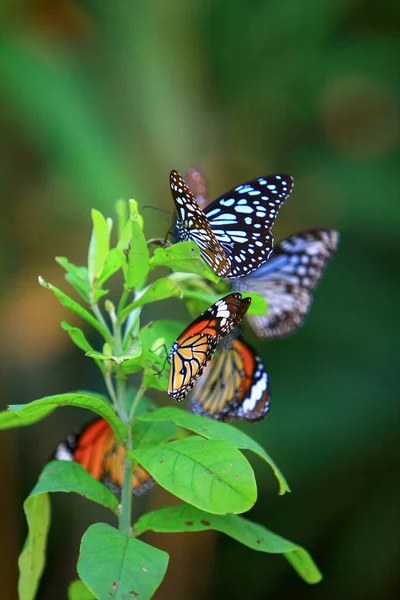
[
  {"x1": 91, "y1": 300, "x2": 112, "y2": 338},
  {"x1": 117, "y1": 287, "x2": 131, "y2": 317},
  {"x1": 128, "y1": 380, "x2": 147, "y2": 423},
  {"x1": 104, "y1": 369, "x2": 117, "y2": 406},
  {"x1": 119, "y1": 428, "x2": 133, "y2": 535}
]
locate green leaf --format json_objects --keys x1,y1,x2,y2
[
  {"x1": 131, "y1": 435, "x2": 257, "y2": 514},
  {"x1": 77, "y1": 523, "x2": 169, "y2": 600},
  {"x1": 18, "y1": 493, "x2": 51, "y2": 600},
  {"x1": 68, "y1": 580, "x2": 95, "y2": 600},
  {"x1": 133, "y1": 504, "x2": 322, "y2": 585},
  {"x1": 125, "y1": 214, "x2": 149, "y2": 290},
  {"x1": 131, "y1": 419, "x2": 182, "y2": 450},
  {"x1": 30, "y1": 461, "x2": 119, "y2": 514},
  {"x1": 98, "y1": 248, "x2": 126, "y2": 287},
  {"x1": 0, "y1": 406, "x2": 52, "y2": 431},
  {"x1": 7, "y1": 393, "x2": 126, "y2": 441},
  {"x1": 56, "y1": 257, "x2": 91, "y2": 303},
  {"x1": 88, "y1": 209, "x2": 110, "y2": 284},
  {"x1": 62, "y1": 322, "x2": 105, "y2": 373},
  {"x1": 149, "y1": 241, "x2": 220, "y2": 283},
  {"x1": 38, "y1": 276, "x2": 110, "y2": 340},
  {"x1": 120, "y1": 278, "x2": 181, "y2": 322},
  {"x1": 137, "y1": 320, "x2": 185, "y2": 393},
  {"x1": 136, "y1": 407, "x2": 290, "y2": 495},
  {"x1": 182, "y1": 289, "x2": 267, "y2": 316},
  {"x1": 115, "y1": 199, "x2": 128, "y2": 240}
]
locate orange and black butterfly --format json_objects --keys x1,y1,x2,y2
[
  {"x1": 54, "y1": 418, "x2": 154, "y2": 497},
  {"x1": 189, "y1": 328, "x2": 269, "y2": 422},
  {"x1": 168, "y1": 292, "x2": 251, "y2": 401}
]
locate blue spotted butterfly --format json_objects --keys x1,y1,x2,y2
[
  {"x1": 233, "y1": 229, "x2": 340, "y2": 338},
  {"x1": 170, "y1": 169, "x2": 294, "y2": 278}
]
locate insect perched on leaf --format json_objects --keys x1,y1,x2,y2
[
  {"x1": 232, "y1": 229, "x2": 340, "y2": 339},
  {"x1": 189, "y1": 327, "x2": 269, "y2": 422},
  {"x1": 168, "y1": 292, "x2": 251, "y2": 401},
  {"x1": 54, "y1": 418, "x2": 154, "y2": 497},
  {"x1": 171, "y1": 169, "x2": 294, "y2": 278}
]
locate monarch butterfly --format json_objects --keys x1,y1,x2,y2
[
  {"x1": 171, "y1": 169, "x2": 294, "y2": 278},
  {"x1": 189, "y1": 328, "x2": 269, "y2": 422},
  {"x1": 233, "y1": 229, "x2": 340, "y2": 339},
  {"x1": 168, "y1": 292, "x2": 251, "y2": 401},
  {"x1": 54, "y1": 418, "x2": 154, "y2": 497}
]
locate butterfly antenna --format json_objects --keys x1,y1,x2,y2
[
  {"x1": 142, "y1": 205, "x2": 174, "y2": 219},
  {"x1": 150, "y1": 343, "x2": 169, "y2": 376}
]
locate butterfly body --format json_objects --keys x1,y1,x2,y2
[
  {"x1": 171, "y1": 169, "x2": 294, "y2": 278},
  {"x1": 189, "y1": 329, "x2": 269, "y2": 422},
  {"x1": 168, "y1": 293, "x2": 251, "y2": 401},
  {"x1": 232, "y1": 229, "x2": 340, "y2": 338}
]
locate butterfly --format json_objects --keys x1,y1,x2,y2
[
  {"x1": 54, "y1": 418, "x2": 154, "y2": 497},
  {"x1": 168, "y1": 292, "x2": 251, "y2": 401},
  {"x1": 232, "y1": 229, "x2": 340, "y2": 339},
  {"x1": 171, "y1": 169, "x2": 294, "y2": 278},
  {"x1": 189, "y1": 327, "x2": 269, "y2": 422}
]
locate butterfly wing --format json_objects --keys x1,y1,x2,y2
[
  {"x1": 54, "y1": 418, "x2": 155, "y2": 497},
  {"x1": 170, "y1": 170, "x2": 230, "y2": 277},
  {"x1": 168, "y1": 293, "x2": 251, "y2": 400},
  {"x1": 235, "y1": 229, "x2": 340, "y2": 338},
  {"x1": 185, "y1": 167, "x2": 209, "y2": 210},
  {"x1": 204, "y1": 174, "x2": 294, "y2": 278},
  {"x1": 189, "y1": 334, "x2": 269, "y2": 422}
]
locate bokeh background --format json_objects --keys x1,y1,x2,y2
[{"x1": 1, "y1": 1, "x2": 399, "y2": 599}]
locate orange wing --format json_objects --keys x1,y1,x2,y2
[
  {"x1": 168, "y1": 293, "x2": 252, "y2": 401},
  {"x1": 54, "y1": 418, "x2": 154, "y2": 497}
]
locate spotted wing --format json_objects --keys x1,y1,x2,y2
[
  {"x1": 170, "y1": 170, "x2": 230, "y2": 277},
  {"x1": 204, "y1": 174, "x2": 294, "y2": 278},
  {"x1": 168, "y1": 293, "x2": 251, "y2": 401},
  {"x1": 54, "y1": 418, "x2": 155, "y2": 497},
  {"x1": 235, "y1": 229, "x2": 340, "y2": 338},
  {"x1": 189, "y1": 333, "x2": 269, "y2": 422},
  {"x1": 185, "y1": 167, "x2": 209, "y2": 210}
]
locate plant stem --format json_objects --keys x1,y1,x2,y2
[
  {"x1": 128, "y1": 380, "x2": 147, "y2": 422},
  {"x1": 117, "y1": 288, "x2": 131, "y2": 317},
  {"x1": 118, "y1": 381, "x2": 147, "y2": 535},
  {"x1": 104, "y1": 369, "x2": 117, "y2": 406},
  {"x1": 91, "y1": 300, "x2": 112, "y2": 338}
]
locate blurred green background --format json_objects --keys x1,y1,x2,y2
[{"x1": 0, "y1": 1, "x2": 399, "y2": 599}]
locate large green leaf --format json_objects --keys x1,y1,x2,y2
[
  {"x1": 120, "y1": 278, "x2": 181, "y2": 322},
  {"x1": 68, "y1": 580, "x2": 95, "y2": 600},
  {"x1": 18, "y1": 493, "x2": 51, "y2": 600},
  {"x1": 131, "y1": 435, "x2": 257, "y2": 514},
  {"x1": 38, "y1": 277, "x2": 110, "y2": 340},
  {"x1": 131, "y1": 419, "x2": 183, "y2": 450},
  {"x1": 98, "y1": 248, "x2": 126, "y2": 287},
  {"x1": 7, "y1": 393, "x2": 126, "y2": 441},
  {"x1": 88, "y1": 209, "x2": 110, "y2": 284},
  {"x1": 77, "y1": 523, "x2": 169, "y2": 600},
  {"x1": 136, "y1": 407, "x2": 290, "y2": 495},
  {"x1": 133, "y1": 504, "x2": 322, "y2": 585},
  {"x1": 149, "y1": 241, "x2": 220, "y2": 283},
  {"x1": 31, "y1": 461, "x2": 119, "y2": 514}
]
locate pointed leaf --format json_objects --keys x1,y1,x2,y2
[
  {"x1": 133, "y1": 504, "x2": 322, "y2": 584},
  {"x1": 30, "y1": 461, "x2": 118, "y2": 513},
  {"x1": 98, "y1": 248, "x2": 126, "y2": 287},
  {"x1": 125, "y1": 213, "x2": 149, "y2": 290},
  {"x1": 38, "y1": 277, "x2": 110, "y2": 340},
  {"x1": 149, "y1": 241, "x2": 220, "y2": 283},
  {"x1": 18, "y1": 493, "x2": 50, "y2": 600},
  {"x1": 62, "y1": 322, "x2": 104, "y2": 373},
  {"x1": 88, "y1": 209, "x2": 110, "y2": 283},
  {"x1": 7, "y1": 393, "x2": 126, "y2": 441},
  {"x1": 56, "y1": 257, "x2": 90, "y2": 303},
  {"x1": 131, "y1": 435, "x2": 257, "y2": 514},
  {"x1": 136, "y1": 407, "x2": 289, "y2": 495},
  {"x1": 77, "y1": 523, "x2": 169, "y2": 600}
]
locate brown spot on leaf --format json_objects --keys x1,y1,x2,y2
[
  {"x1": 159, "y1": 459, "x2": 164, "y2": 463},
  {"x1": 256, "y1": 537, "x2": 264, "y2": 545},
  {"x1": 112, "y1": 581, "x2": 118, "y2": 590},
  {"x1": 200, "y1": 519, "x2": 210, "y2": 526},
  {"x1": 129, "y1": 591, "x2": 140, "y2": 597},
  {"x1": 184, "y1": 521, "x2": 194, "y2": 526}
]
